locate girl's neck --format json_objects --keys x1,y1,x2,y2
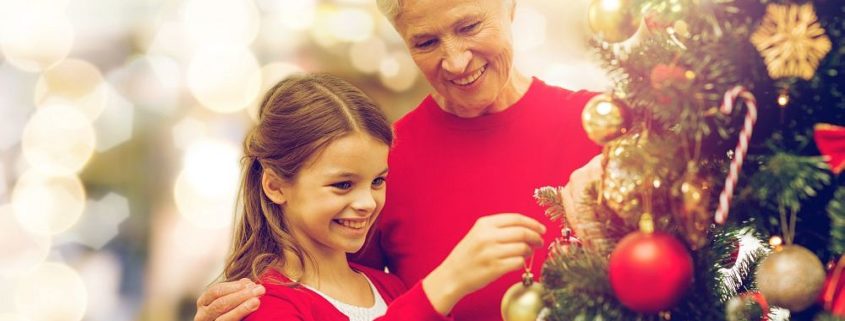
[{"x1": 281, "y1": 248, "x2": 375, "y2": 307}]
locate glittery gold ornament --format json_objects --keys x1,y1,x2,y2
[
  {"x1": 673, "y1": 167, "x2": 712, "y2": 249},
  {"x1": 757, "y1": 244, "x2": 826, "y2": 311},
  {"x1": 581, "y1": 93, "x2": 630, "y2": 145},
  {"x1": 588, "y1": 0, "x2": 642, "y2": 43},
  {"x1": 750, "y1": 3, "x2": 832, "y2": 80},
  {"x1": 501, "y1": 273, "x2": 545, "y2": 321},
  {"x1": 602, "y1": 134, "x2": 644, "y2": 220}
]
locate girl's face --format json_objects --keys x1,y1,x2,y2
[{"x1": 280, "y1": 133, "x2": 389, "y2": 256}]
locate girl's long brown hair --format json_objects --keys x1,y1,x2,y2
[{"x1": 223, "y1": 73, "x2": 393, "y2": 282}]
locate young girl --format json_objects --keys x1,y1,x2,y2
[{"x1": 223, "y1": 74, "x2": 545, "y2": 321}]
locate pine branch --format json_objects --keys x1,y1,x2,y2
[{"x1": 829, "y1": 187, "x2": 845, "y2": 255}]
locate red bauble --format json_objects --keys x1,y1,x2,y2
[
  {"x1": 609, "y1": 231, "x2": 694, "y2": 313},
  {"x1": 819, "y1": 259, "x2": 845, "y2": 316}
]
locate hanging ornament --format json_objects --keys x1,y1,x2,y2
[
  {"x1": 814, "y1": 123, "x2": 845, "y2": 175},
  {"x1": 502, "y1": 252, "x2": 545, "y2": 321},
  {"x1": 756, "y1": 244, "x2": 825, "y2": 312},
  {"x1": 602, "y1": 134, "x2": 644, "y2": 220},
  {"x1": 672, "y1": 165, "x2": 712, "y2": 250},
  {"x1": 715, "y1": 86, "x2": 758, "y2": 224},
  {"x1": 548, "y1": 228, "x2": 582, "y2": 258},
  {"x1": 587, "y1": 0, "x2": 642, "y2": 43},
  {"x1": 821, "y1": 256, "x2": 845, "y2": 316},
  {"x1": 581, "y1": 93, "x2": 630, "y2": 145},
  {"x1": 608, "y1": 214, "x2": 694, "y2": 313},
  {"x1": 750, "y1": 3, "x2": 832, "y2": 80},
  {"x1": 725, "y1": 292, "x2": 769, "y2": 321}
]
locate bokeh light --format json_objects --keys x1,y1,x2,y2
[
  {"x1": 65, "y1": 193, "x2": 130, "y2": 249},
  {"x1": 0, "y1": 205, "x2": 52, "y2": 278},
  {"x1": 187, "y1": 46, "x2": 262, "y2": 113},
  {"x1": 0, "y1": 64, "x2": 38, "y2": 150},
  {"x1": 349, "y1": 37, "x2": 388, "y2": 74},
  {"x1": 0, "y1": 2, "x2": 74, "y2": 72},
  {"x1": 11, "y1": 170, "x2": 86, "y2": 236},
  {"x1": 379, "y1": 50, "x2": 418, "y2": 92},
  {"x1": 0, "y1": 313, "x2": 29, "y2": 321},
  {"x1": 181, "y1": 0, "x2": 260, "y2": 47},
  {"x1": 513, "y1": 5, "x2": 547, "y2": 53},
  {"x1": 174, "y1": 139, "x2": 241, "y2": 229},
  {"x1": 328, "y1": 8, "x2": 375, "y2": 43},
  {"x1": 106, "y1": 54, "x2": 182, "y2": 117},
  {"x1": 258, "y1": 0, "x2": 318, "y2": 31},
  {"x1": 14, "y1": 262, "x2": 87, "y2": 321},
  {"x1": 34, "y1": 59, "x2": 106, "y2": 121},
  {"x1": 21, "y1": 104, "x2": 96, "y2": 175},
  {"x1": 91, "y1": 86, "x2": 134, "y2": 152}
]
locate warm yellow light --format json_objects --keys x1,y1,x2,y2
[
  {"x1": 271, "y1": 0, "x2": 317, "y2": 31},
  {"x1": 0, "y1": 313, "x2": 30, "y2": 321},
  {"x1": 0, "y1": 204, "x2": 52, "y2": 277},
  {"x1": 174, "y1": 140, "x2": 240, "y2": 229},
  {"x1": 512, "y1": 6, "x2": 547, "y2": 53},
  {"x1": 34, "y1": 59, "x2": 106, "y2": 121},
  {"x1": 182, "y1": 0, "x2": 260, "y2": 47},
  {"x1": 328, "y1": 8, "x2": 375, "y2": 43},
  {"x1": 15, "y1": 262, "x2": 87, "y2": 321},
  {"x1": 600, "y1": 0, "x2": 623, "y2": 11},
  {"x1": 11, "y1": 171, "x2": 86, "y2": 236},
  {"x1": 187, "y1": 46, "x2": 262, "y2": 113},
  {"x1": 311, "y1": 4, "x2": 341, "y2": 48},
  {"x1": 21, "y1": 104, "x2": 96, "y2": 175},
  {"x1": 349, "y1": 37, "x2": 387, "y2": 74},
  {"x1": 379, "y1": 51, "x2": 418, "y2": 92},
  {"x1": 0, "y1": 3, "x2": 73, "y2": 72}
]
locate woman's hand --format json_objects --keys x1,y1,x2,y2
[
  {"x1": 194, "y1": 278, "x2": 265, "y2": 321},
  {"x1": 422, "y1": 213, "x2": 546, "y2": 315}
]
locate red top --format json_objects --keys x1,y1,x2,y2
[
  {"x1": 353, "y1": 78, "x2": 601, "y2": 321},
  {"x1": 246, "y1": 263, "x2": 452, "y2": 321}
]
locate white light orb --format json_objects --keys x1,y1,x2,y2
[
  {"x1": 513, "y1": 5, "x2": 547, "y2": 53},
  {"x1": 174, "y1": 140, "x2": 240, "y2": 229},
  {"x1": 15, "y1": 262, "x2": 87, "y2": 321},
  {"x1": 0, "y1": 204, "x2": 51, "y2": 278},
  {"x1": 182, "y1": 0, "x2": 260, "y2": 47},
  {"x1": 187, "y1": 46, "x2": 262, "y2": 114},
  {"x1": 328, "y1": 8, "x2": 374, "y2": 43},
  {"x1": 349, "y1": 37, "x2": 387, "y2": 74},
  {"x1": 0, "y1": 3, "x2": 73, "y2": 72},
  {"x1": 21, "y1": 104, "x2": 96, "y2": 175},
  {"x1": 258, "y1": 0, "x2": 317, "y2": 30},
  {"x1": 11, "y1": 171, "x2": 86, "y2": 236},
  {"x1": 34, "y1": 59, "x2": 106, "y2": 121},
  {"x1": 379, "y1": 51, "x2": 418, "y2": 92}
]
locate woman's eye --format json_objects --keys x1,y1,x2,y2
[
  {"x1": 331, "y1": 181, "x2": 353, "y2": 190},
  {"x1": 372, "y1": 177, "x2": 386, "y2": 187},
  {"x1": 415, "y1": 39, "x2": 437, "y2": 49},
  {"x1": 460, "y1": 22, "x2": 480, "y2": 33}
]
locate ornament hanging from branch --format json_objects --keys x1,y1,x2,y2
[
  {"x1": 750, "y1": 3, "x2": 832, "y2": 81},
  {"x1": 714, "y1": 86, "x2": 758, "y2": 225}
]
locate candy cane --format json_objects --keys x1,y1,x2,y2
[{"x1": 715, "y1": 86, "x2": 758, "y2": 224}]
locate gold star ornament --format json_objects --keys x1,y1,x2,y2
[{"x1": 750, "y1": 3, "x2": 831, "y2": 80}]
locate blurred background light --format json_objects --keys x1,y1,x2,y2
[
  {"x1": 247, "y1": 62, "x2": 306, "y2": 122},
  {"x1": 11, "y1": 170, "x2": 86, "y2": 236},
  {"x1": 0, "y1": 64, "x2": 38, "y2": 151},
  {"x1": 0, "y1": 205, "x2": 52, "y2": 278},
  {"x1": 379, "y1": 50, "x2": 418, "y2": 92},
  {"x1": 328, "y1": 8, "x2": 375, "y2": 43},
  {"x1": 0, "y1": 313, "x2": 29, "y2": 321},
  {"x1": 21, "y1": 104, "x2": 96, "y2": 175},
  {"x1": 257, "y1": 0, "x2": 318, "y2": 31},
  {"x1": 187, "y1": 46, "x2": 262, "y2": 114},
  {"x1": 349, "y1": 37, "x2": 388, "y2": 74},
  {"x1": 0, "y1": 2, "x2": 74, "y2": 72},
  {"x1": 92, "y1": 86, "x2": 135, "y2": 152},
  {"x1": 62, "y1": 193, "x2": 130, "y2": 250},
  {"x1": 513, "y1": 5, "x2": 547, "y2": 53},
  {"x1": 14, "y1": 262, "x2": 87, "y2": 321},
  {"x1": 106, "y1": 54, "x2": 182, "y2": 117},
  {"x1": 181, "y1": 0, "x2": 260, "y2": 48},
  {"x1": 174, "y1": 139, "x2": 240, "y2": 229},
  {"x1": 34, "y1": 59, "x2": 106, "y2": 121}
]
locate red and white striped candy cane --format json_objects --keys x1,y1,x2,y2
[{"x1": 715, "y1": 86, "x2": 758, "y2": 224}]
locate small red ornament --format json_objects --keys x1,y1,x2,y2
[
  {"x1": 814, "y1": 123, "x2": 845, "y2": 175},
  {"x1": 820, "y1": 257, "x2": 845, "y2": 316},
  {"x1": 609, "y1": 229, "x2": 694, "y2": 313}
]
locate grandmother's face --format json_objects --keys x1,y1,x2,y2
[{"x1": 395, "y1": 0, "x2": 515, "y2": 112}]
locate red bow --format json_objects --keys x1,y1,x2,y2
[{"x1": 814, "y1": 123, "x2": 845, "y2": 175}]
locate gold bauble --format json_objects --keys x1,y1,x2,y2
[
  {"x1": 501, "y1": 278, "x2": 545, "y2": 321},
  {"x1": 674, "y1": 171, "x2": 712, "y2": 249},
  {"x1": 581, "y1": 93, "x2": 630, "y2": 145},
  {"x1": 602, "y1": 135, "x2": 643, "y2": 220},
  {"x1": 588, "y1": 0, "x2": 642, "y2": 43},
  {"x1": 757, "y1": 244, "x2": 826, "y2": 311}
]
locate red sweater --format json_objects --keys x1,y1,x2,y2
[
  {"x1": 246, "y1": 263, "x2": 452, "y2": 321},
  {"x1": 353, "y1": 78, "x2": 600, "y2": 321}
]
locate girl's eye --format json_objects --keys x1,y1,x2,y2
[
  {"x1": 331, "y1": 181, "x2": 353, "y2": 190},
  {"x1": 460, "y1": 22, "x2": 480, "y2": 33},
  {"x1": 372, "y1": 177, "x2": 386, "y2": 187}
]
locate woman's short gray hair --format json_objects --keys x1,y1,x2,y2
[{"x1": 375, "y1": 0, "x2": 402, "y2": 25}]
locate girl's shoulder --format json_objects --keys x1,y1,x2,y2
[
  {"x1": 247, "y1": 268, "x2": 346, "y2": 321},
  {"x1": 350, "y1": 262, "x2": 407, "y2": 301}
]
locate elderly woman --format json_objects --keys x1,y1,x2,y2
[{"x1": 194, "y1": 1, "x2": 602, "y2": 320}]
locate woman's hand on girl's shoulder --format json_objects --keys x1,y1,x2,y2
[{"x1": 194, "y1": 278, "x2": 265, "y2": 321}]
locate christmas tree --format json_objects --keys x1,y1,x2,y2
[{"x1": 517, "y1": 0, "x2": 844, "y2": 320}]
